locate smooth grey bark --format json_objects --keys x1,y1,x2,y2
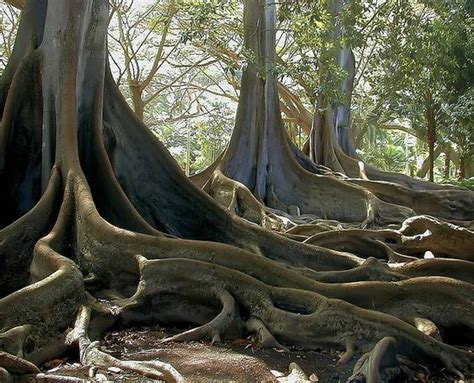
[
  {"x1": 333, "y1": 45, "x2": 357, "y2": 157},
  {"x1": 328, "y1": 0, "x2": 357, "y2": 157},
  {"x1": 208, "y1": 0, "x2": 414, "y2": 225}
]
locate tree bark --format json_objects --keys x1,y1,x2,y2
[
  {"x1": 327, "y1": 0, "x2": 357, "y2": 157},
  {"x1": 459, "y1": 155, "x2": 466, "y2": 180},
  {"x1": 194, "y1": 0, "x2": 420, "y2": 226},
  {"x1": 417, "y1": 145, "x2": 443, "y2": 178},
  {"x1": 444, "y1": 150, "x2": 451, "y2": 179},
  {"x1": 333, "y1": 45, "x2": 357, "y2": 157},
  {"x1": 424, "y1": 92, "x2": 437, "y2": 182}
]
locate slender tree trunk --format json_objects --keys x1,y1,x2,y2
[
  {"x1": 424, "y1": 91, "x2": 436, "y2": 182},
  {"x1": 186, "y1": 126, "x2": 191, "y2": 176},
  {"x1": 130, "y1": 81, "x2": 144, "y2": 121},
  {"x1": 459, "y1": 155, "x2": 466, "y2": 180},
  {"x1": 417, "y1": 145, "x2": 443, "y2": 179},
  {"x1": 444, "y1": 150, "x2": 451, "y2": 179}
]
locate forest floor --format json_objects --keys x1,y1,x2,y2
[{"x1": 31, "y1": 326, "x2": 470, "y2": 382}]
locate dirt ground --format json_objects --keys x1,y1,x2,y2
[{"x1": 24, "y1": 325, "x2": 472, "y2": 383}]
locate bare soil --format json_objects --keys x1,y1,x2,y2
[{"x1": 30, "y1": 326, "x2": 469, "y2": 382}]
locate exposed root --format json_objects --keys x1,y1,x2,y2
[
  {"x1": 309, "y1": 127, "x2": 474, "y2": 221},
  {"x1": 0, "y1": 325, "x2": 35, "y2": 358},
  {"x1": 398, "y1": 215, "x2": 474, "y2": 260},
  {"x1": 349, "y1": 178, "x2": 474, "y2": 222},
  {"x1": 349, "y1": 337, "x2": 404, "y2": 383},
  {"x1": 73, "y1": 214, "x2": 474, "y2": 342},
  {"x1": 285, "y1": 221, "x2": 343, "y2": 236},
  {"x1": 308, "y1": 257, "x2": 406, "y2": 283},
  {"x1": 245, "y1": 317, "x2": 288, "y2": 350},
  {"x1": 68, "y1": 305, "x2": 184, "y2": 383},
  {"x1": 0, "y1": 176, "x2": 84, "y2": 358},
  {"x1": 119, "y1": 257, "x2": 474, "y2": 375},
  {"x1": 304, "y1": 232, "x2": 415, "y2": 263},
  {"x1": 72, "y1": 208, "x2": 474, "y2": 339},
  {"x1": 337, "y1": 338, "x2": 355, "y2": 365},
  {"x1": 208, "y1": 170, "x2": 269, "y2": 227},
  {"x1": 0, "y1": 351, "x2": 41, "y2": 374},
  {"x1": 394, "y1": 258, "x2": 474, "y2": 285},
  {"x1": 34, "y1": 374, "x2": 84, "y2": 382},
  {"x1": 161, "y1": 287, "x2": 242, "y2": 345}
]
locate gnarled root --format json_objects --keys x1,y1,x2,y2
[
  {"x1": 73, "y1": 213, "x2": 474, "y2": 344},
  {"x1": 161, "y1": 287, "x2": 242, "y2": 345},
  {"x1": 304, "y1": 232, "x2": 415, "y2": 263},
  {"x1": 116, "y1": 257, "x2": 474, "y2": 377},
  {"x1": 245, "y1": 317, "x2": 288, "y2": 350},
  {"x1": 303, "y1": 214, "x2": 474, "y2": 262},
  {"x1": 348, "y1": 337, "x2": 409, "y2": 383},
  {"x1": 208, "y1": 170, "x2": 283, "y2": 231},
  {"x1": 0, "y1": 2, "x2": 473, "y2": 381},
  {"x1": 68, "y1": 305, "x2": 184, "y2": 383},
  {"x1": 398, "y1": 215, "x2": 474, "y2": 260},
  {"x1": 0, "y1": 351, "x2": 41, "y2": 375},
  {"x1": 348, "y1": 178, "x2": 474, "y2": 222}
]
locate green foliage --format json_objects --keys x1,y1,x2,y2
[
  {"x1": 445, "y1": 87, "x2": 474, "y2": 158},
  {"x1": 2, "y1": 0, "x2": 470, "y2": 181},
  {"x1": 357, "y1": 0, "x2": 472, "y2": 143},
  {"x1": 175, "y1": 0, "x2": 239, "y2": 47},
  {"x1": 277, "y1": 0, "x2": 346, "y2": 101},
  {"x1": 152, "y1": 101, "x2": 233, "y2": 174},
  {"x1": 349, "y1": 0, "x2": 473, "y2": 179},
  {"x1": 441, "y1": 177, "x2": 474, "y2": 190},
  {"x1": 111, "y1": 0, "x2": 474, "y2": 180},
  {"x1": 358, "y1": 131, "x2": 411, "y2": 173}
]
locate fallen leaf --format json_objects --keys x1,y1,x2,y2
[{"x1": 43, "y1": 359, "x2": 66, "y2": 369}]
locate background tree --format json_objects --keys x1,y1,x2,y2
[
  {"x1": 0, "y1": 3, "x2": 19, "y2": 72},
  {"x1": 358, "y1": 0, "x2": 473, "y2": 182},
  {"x1": 102, "y1": 0, "x2": 237, "y2": 174},
  {"x1": 191, "y1": 0, "x2": 473, "y2": 225}
]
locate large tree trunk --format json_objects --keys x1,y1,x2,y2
[
  {"x1": 333, "y1": 45, "x2": 357, "y2": 157},
  {"x1": 198, "y1": 0, "x2": 419, "y2": 226},
  {"x1": 299, "y1": 2, "x2": 472, "y2": 208},
  {"x1": 328, "y1": 0, "x2": 357, "y2": 158},
  {"x1": 1, "y1": 1, "x2": 474, "y2": 381},
  {"x1": 303, "y1": 85, "x2": 472, "y2": 220}
]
